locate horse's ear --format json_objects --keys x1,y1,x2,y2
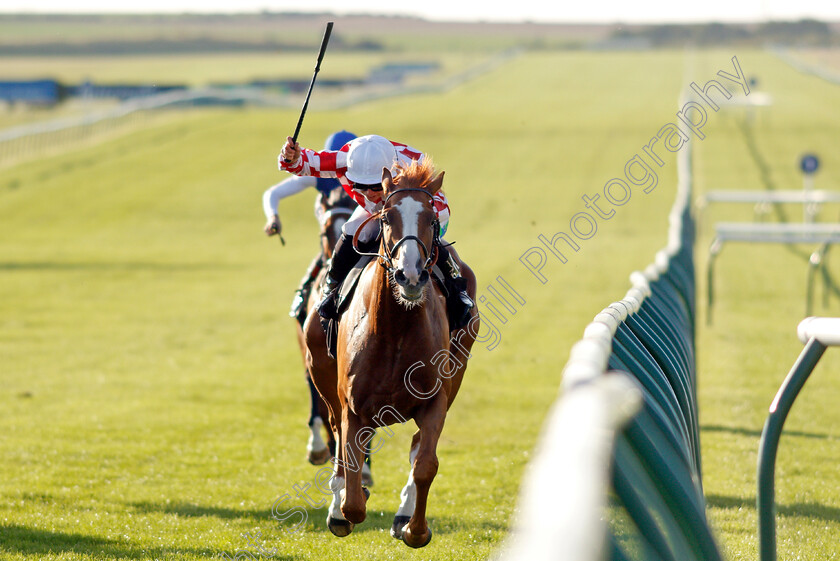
[
  {"x1": 381, "y1": 167, "x2": 394, "y2": 193},
  {"x1": 428, "y1": 170, "x2": 445, "y2": 195}
]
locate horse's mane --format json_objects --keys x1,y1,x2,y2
[{"x1": 393, "y1": 158, "x2": 439, "y2": 192}]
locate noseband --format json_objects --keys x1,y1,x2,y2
[{"x1": 352, "y1": 188, "x2": 439, "y2": 274}]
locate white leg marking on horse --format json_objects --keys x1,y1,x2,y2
[
  {"x1": 307, "y1": 417, "x2": 327, "y2": 454},
  {"x1": 328, "y1": 471, "x2": 347, "y2": 521},
  {"x1": 395, "y1": 444, "x2": 420, "y2": 517}
]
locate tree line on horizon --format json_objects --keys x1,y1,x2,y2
[
  {"x1": 0, "y1": 15, "x2": 836, "y2": 55},
  {"x1": 610, "y1": 19, "x2": 836, "y2": 47}
]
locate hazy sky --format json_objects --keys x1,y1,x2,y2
[{"x1": 2, "y1": 0, "x2": 840, "y2": 23}]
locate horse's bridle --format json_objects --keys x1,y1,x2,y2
[{"x1": 352, "y1": 188, "x2": 440, "y2": 273}]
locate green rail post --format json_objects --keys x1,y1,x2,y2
[{"x1": 756, "y1": 337, "x2": 827, "y2": 561}]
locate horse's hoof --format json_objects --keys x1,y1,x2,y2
[
  {"x1": 307, "y1": 446, "x2": 331, "y2": 465},
  {"x1": 327, "y1": 517, "x2": 354, "y2": 537},
  {"x1": 402, "y1": 526, "x2": 433, "y2": 548},
  {"x1": 390, "y1": 515, "x2": 411, "y2": 540}
]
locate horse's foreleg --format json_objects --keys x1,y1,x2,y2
[
  {"x1": 313, "y1": 370, "x2": 337, "y2": 458},
  {"x1": 317, "y1": 379, "x2": 345, "y2": 535},
  {"x1": 391, "y1": 431, "x2": 421, "y2": 539},
  {"x1": 339, "y1": 408, "x2": 368, "y2": 525},
  {"x1": 323, "y1": 399, "x2": 337, "y2": 459},
  {"x1": 402, "y1": 394, "x2": 447, "y2": 548},
  {"x1": 305, "y1": 372, "x2": 330, "y2": 465},
  {"x1": 321, "y1": 381, "x2": 350, "y2": 537},
  {"x1": 326, "y1": 432, "x2": 353, "y2": 537}
]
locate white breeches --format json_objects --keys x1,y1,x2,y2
[{"x1": 341, "y1": 205, "x2": 381, "y2": 243}]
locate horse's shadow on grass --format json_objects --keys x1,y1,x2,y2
[
  {"x1": 700, "y1": 423, "x2": 835, "y2": 441},
  {"x1": 0, "y1": 523, "x2": 298, "y2": 560},
  {"x1": 706, "y1": 494, "x2": 840, "y2": 524},
  {"x1": 129, "y1": 500, "x2": 273, "y2": 521},
  {"x1": 127, "y1": 500, "x2": 507, "y2": 537},
  {"x1": 311, "y1": 507, "x2": 507, "y2": 536}
]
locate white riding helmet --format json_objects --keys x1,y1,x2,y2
[{"x1": 345, "y1": 135, "x2": 398, "y2": 185}]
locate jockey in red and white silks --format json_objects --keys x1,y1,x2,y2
[
  {"x1": 280, "y1": 135, "x2": 451, "y2": 243},
  {"x1": 279, "y1": 133, "x2": 472, "y2": 330}
]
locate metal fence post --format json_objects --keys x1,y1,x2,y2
[{"x1": 756, "y1": 337, "x2": 827, "y2": 561}]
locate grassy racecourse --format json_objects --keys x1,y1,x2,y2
[
  {"x1": 0, "y1": 52, "x2": 481, "y2": 88},
  {"x1": 2, "y1": 46, "x2": 840, "y2": 560}
]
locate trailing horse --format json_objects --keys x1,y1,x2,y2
[
  {"x1": 304, "y1": 159, "x2": 478, "y2": 548},
  {"x1": 294, "y1": 189, "x2": 350, "y2": 465},
  {"x1": 295, "y1": 188, "x2": 374, "y2": 485}
]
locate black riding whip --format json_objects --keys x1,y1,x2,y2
[
  {"x1": 279, "y1": 21, "x2": 334, "y2": 247},
  {"x1": 287, "y1": 21, "x2": 334, "y2": 157}
]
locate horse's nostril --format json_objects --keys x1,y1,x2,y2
[
  {"x1": 394, "y1": 270, "x2": 408, "y2": 286},
  {"x1": 419, "y1": 270, "x2": 430, "y2": 284}
]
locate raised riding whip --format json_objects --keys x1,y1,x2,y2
[
  {"x1": 278, "y1": 21, "x2": 334, "y2": 247},
  {"x1": 288, "y1": 21, "x2": 334, "y2": 155}
]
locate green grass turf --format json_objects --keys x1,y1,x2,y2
[{"x1": 3, "y1": 46, "x2": 840, "y2": 560}]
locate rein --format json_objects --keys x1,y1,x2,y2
[{"x1": 352, "y1": 188, "x2": 439, "y2": 273}]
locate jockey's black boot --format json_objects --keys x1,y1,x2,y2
[
  {"x1": 290, "y1": 254, "x2": 324, "y2": 325},
  {"x1": 436, "y1": 244, "x2": 474, "y2": 331},
  {"x1": 317, "y1": 232, "x2": 360, "y2": 322}
]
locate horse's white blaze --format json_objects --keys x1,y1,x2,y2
[
  {"x1": 393, "y1": 197, "x2": 425, "y2": 283},
  {"x1": 396, "y1": 444, "x2": 420, "y2": 517}
]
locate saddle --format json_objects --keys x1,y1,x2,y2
[
  {"x1": 337, "y1": 255, "x2": 375, "y2": 315},
  {"x1": 322, "y1": 255, "x2": 374, "y2": 359}
]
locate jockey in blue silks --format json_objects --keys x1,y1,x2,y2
[{"x1": 263, "y1": 130, "x2": 357, "y2": 322}]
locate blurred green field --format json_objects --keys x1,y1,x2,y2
[
  {"x1": 0, "y1": 14, "x2": 591, "y2": 52},
  {"x1": 3, "y1": 45, "x2": 840, "y2": 560},
  {"x1": 0, "y1": 49, "x2": 496, "y2": 132},
  {"x1": 0, "y1": 52, "x2": 483, "y2": 87}
]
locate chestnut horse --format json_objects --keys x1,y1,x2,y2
[{"x1": 303, "y1": 159, "x2": 478, "y2": 548}]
